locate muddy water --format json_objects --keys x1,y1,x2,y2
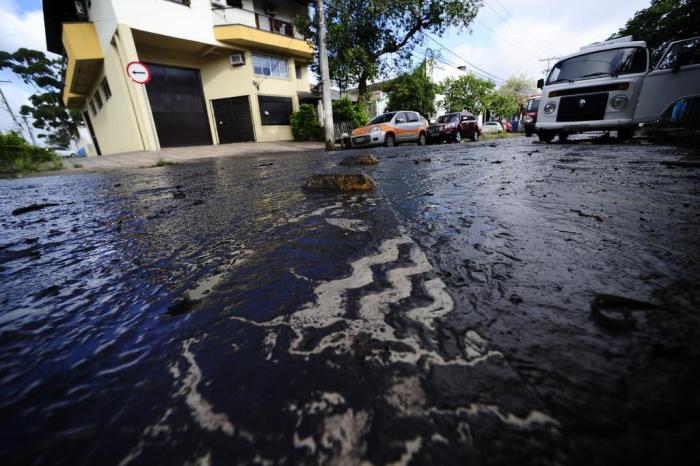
[{"x1": 1, "y1": 139, "x2": 699, "y2": 465}]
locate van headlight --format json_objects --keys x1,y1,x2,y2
[
  {"x1": 544, "y1": 102, "x2": 556, "y2": 114},
  {"x1": 610, "y1": 95, "x2": 629, "y2": 110},
  {"x1": 370, "y1": 126, "x2": 380, "y2": 133}
]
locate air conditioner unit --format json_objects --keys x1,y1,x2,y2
[
  {"x1": 230, "y1": 53, "x2": 245, "y2": 66},
  {"x1": 211, "y1": 0, "x2": 228, "y2": 8}
]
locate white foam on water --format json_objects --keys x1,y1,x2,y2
[
  {"x1": 325, "y1": 218, "x2": 370, "y2": 232},
  {"x1": 387, "y1": 437, "x2": 422, "y2": 466},
  {"x1": 230, "y1": 235, "x2": 501, "y2": 369},
  {"x1": 172, "y1": 338, "x2": 234, "y2": 436}
]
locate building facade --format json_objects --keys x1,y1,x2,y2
[{"x1": 43, "y1": 0, "x2": 313, "y2": 155}]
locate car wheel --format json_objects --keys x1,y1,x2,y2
[
  {"x1": 525, "y1": 129, "x2": 532, "y2": 137},
  {"x1": 418, "y1": 132, "x2": 427, "y2": 146},
  {"x1": 453, "y1": 131, "x2": 462, "y2": 143},
  {"x1": 538, "y1": 130, "x2": 554, "y2": 143},
  {"x1": 384, "y1": 133, "x2": 396, "y2": 147}
]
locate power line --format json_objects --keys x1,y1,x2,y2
[
  {"x1": 488, "y1": 0, "x2": 560, "y2": 56},
  {"x1": 482, "y1": 0, "x2": 560, "y2": 57},
  {"x1": 421, "y1": 32, "x2": 507, "y2": 84}
]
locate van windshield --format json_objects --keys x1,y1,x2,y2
[
  {"x1": 369, "y1": 112, "x2": 396, "y2": 125},
  {"x1": 437, "y1": 114, "x2": 459, "y2": 123},
  {"x1": 526, "y1": 98, "x2": 540, "y2": 112},
  {"x1": 547, "y1": 47, "x2": 647, "y2": 85}
]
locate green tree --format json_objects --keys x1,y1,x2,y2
[
  {"x1": 290, "y1": 104, "x2": 323, "y2": 141},
  {"x1": 440, "y1": 73, "x2": 494, "y2": 114},
  {"x1": 296, "y1": 1, "x2": 483, "y2": 102},
  {"x1": 383, "y1": 63, "x2": 437, "y2": 117},
  {"x1": 0, "y1": 48, "x2": 82, "y2": 147},
  {"x1": 332, "y1": 97, "x2": 368, "y2": 127},
  {"x1": 486, "y1": 92, "x2": 517, "y2": 119},
  {"x1": 609, "y1": 0, "x2": 700, "y2": 65},
  {"x1": 498, "y1": 73, "x2": 536, "y2": 110}
]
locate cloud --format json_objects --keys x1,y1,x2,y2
[
  {"x1": 438, "y1": 0, "x2": 652, "y2": 83},
  {"x1": 0, "y1": 1, "x2": 47, "y2": 53}
]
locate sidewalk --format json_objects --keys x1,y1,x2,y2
[{"x1": 56, "y1": 141, "x2": 324, "y2": 174}]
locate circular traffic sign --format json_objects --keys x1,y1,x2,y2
[{"x1": 126, "y1": 61, "x2": 152, "y2": 84}]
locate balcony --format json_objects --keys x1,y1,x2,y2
[
  {"x1": 212, "y1": 6, "x2": 313, "y2": 59},
  {"x1": 61, "y1": 22, "x2": 103, "y2": 107}
]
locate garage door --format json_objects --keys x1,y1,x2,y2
[
  {"x1": 145, "y1": 63, "x2": 212, "y2": 148},
  {"x1": 212, "y1": 96, "x2": 255, "y2": 143}
]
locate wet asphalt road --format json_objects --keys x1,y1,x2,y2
[{"x1": 1, "y1": 137, "x2": 699, "y2": 466}]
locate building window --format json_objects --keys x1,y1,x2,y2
[
  {"x1": 252, "y1": 53, "x2": 289, "y2": 78},
  {"x1": 295, "y1": 63, "x2": 303, "y2": 80},
  {"x1": 94, "y1": 91, "x2": 103, "y2": 109},
  {"x1": 89, "y1": 100, "x2": 97, "y2": 116},
  {"x1": 258, "y1": 96, "x2": 293, "y2": 125},
  {"x1": 101, "y1": 78, "x2": 112, "y2": 100}
]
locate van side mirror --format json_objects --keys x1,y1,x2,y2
[{"x1": 537, "y1": 78, "x2": 544, "y2": 89}]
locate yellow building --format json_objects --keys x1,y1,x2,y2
[{"x1": 43, "y1": 0, "x2": 314, "y2": 155}]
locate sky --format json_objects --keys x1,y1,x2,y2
[{"x1": 0, "y1": 0, "x2": 653, "y2": 136}]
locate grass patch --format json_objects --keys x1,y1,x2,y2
[
  {"x1": 153, "y1": 158, "x2": 178, "y2": 167},
  {"x1": 72, "y1": 163, "x2": 83, "y2": 168},
  {"x1": 0, "y1": 131, "x2": 63, "y2": 177},
  {"x1": 480, "y1": 132, "x2": 525, "y2": 141}
]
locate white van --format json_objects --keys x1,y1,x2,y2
[{"x1": 535, "y1": 36, "x2": 700, "y2": 142}]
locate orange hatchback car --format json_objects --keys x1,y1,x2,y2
[{"x1": 351, "y1": 111, "x2": 429, "y2": 147}]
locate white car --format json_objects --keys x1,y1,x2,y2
[
  {"x1": 482, "y1": 121, "x2": 503, "y2": 134},
  {"x1": 50, "y1": 147, "x2": 77, "y2": 158}
]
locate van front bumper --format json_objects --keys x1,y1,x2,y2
[{"x1": 536, "y1": 118, "x2": 635, "y2": 132}]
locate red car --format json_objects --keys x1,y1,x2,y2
[
  {"x1": 428, "y1": 111, "x2": 482, "y2": 143},
  {"x1": 501, "y1": 120, "x2": 513, "y2": 132},
  {"x1": 523, "y1": 95, "x2": 541, "y2": 137}
]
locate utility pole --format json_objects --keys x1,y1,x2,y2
[
  {"x1": 316, "y1": 0, "x2": 335, "y2": 151},
  {"x1": 0, "y1": 80, "x2": 26, "y2": 137},
  {"x1": 538, "y1": 57, "x2": 560, "y2": 76},
  {"x1": 22, "y1": 116, "x2": 37, "y2": 145}
]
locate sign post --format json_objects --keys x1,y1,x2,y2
[
  {"x1": 126, "y1": 61, "x2": 152, "y2": 84},
  {"x1": 125, "y1": 61, "x2": 159, "y2": 151}
]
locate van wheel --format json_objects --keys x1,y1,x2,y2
[
  {"x1": 418, "y1": 132, "x2": 427, "y2": 146},
  {"x1": 453, "y1": 131, "x2": 462, "y2": 143},
  {"x1": 538, "y1": 130, "x2": 554, "y2": 143},
  {"x1": 617, "y1": 127, "x2": 633, "y2": 142},
  {"x1": 470, "y1": 132, "x2": 479, "y2": 142},
  {"x1": 384, "y1": 133, "x2": 396, "y2": 147}
]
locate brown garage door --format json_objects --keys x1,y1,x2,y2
[
  {"x1": 212, "y1": 96, "x2": 255, "y2": 143},
  {"x1": 145, "y1": 63, "x2": 212, "y2": 148}
]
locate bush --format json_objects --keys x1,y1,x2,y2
[
  {"x1": 0, "y1": 130, "x2": 62, "y2": 176},
  {"x1": 290, "y1": 104, "x2": 323, "y2": 141},
  {"x1": 332, "y1": 97, "x2": 368, "y2": 128}
]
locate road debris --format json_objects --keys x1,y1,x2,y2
[
  {"x1": 11, "y1": 203, "x2": 60, "y2": 216},
  {"x1": 339, "y1": 154, "x2": 378, "y2": 166},
  {"x1": 306, "y1": 173, "x2": 375, "y2": 191}
]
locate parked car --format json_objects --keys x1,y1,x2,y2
[
  {"x1": 351, "y1": 111, "x2": 428, "y2": 147},
  {"x1": 427, "y1": 111, "x2": 481, "y2": 143},
  {"x1": 536, "y1": 35, "x2": 700, "y2": 143},
  {"x1": 482, "y1": 121, "x2": 503, "y2": 134},
  {"x1": 523, "y1": 95, "x2": 541, "y2": 137},
  {"x1": 50, "y1": 147, "x2": 77, "y2": 158},
  {"x1": 501, "y1": 120, "x2": 513, "y2": 132}
]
